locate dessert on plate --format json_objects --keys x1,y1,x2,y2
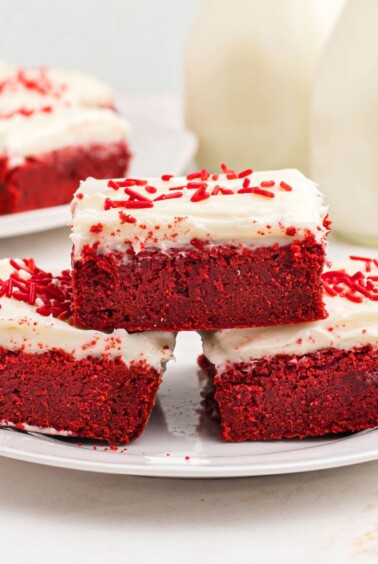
[
  {"x1": 0, "y1": 60, "x2": 131, "y2": 215},
  {"x1": 0, "y1": 258, "x2": 174, "y2": 444},
  {"x1": 70, "y1": 166, "x2": 329, "y2": 332},
  {"x1": 199, "y1": 257, "x2": 378, "y2": 441}
]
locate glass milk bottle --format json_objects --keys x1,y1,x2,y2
[
  {"x1": 311, "y1": 0, "x2": 378, "y2": 245},
  {"x1": 184, "y1": 0, "x2": 344, "y2": 173}
]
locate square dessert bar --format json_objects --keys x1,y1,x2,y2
[
  {"x1": 199, "y1": 257, "x2": 378, "y2": 441},
  {"x1": 71, "y1": 166, "x2": 329, "y2": 332},
  {"x1": 0, "y1": 62, "x2": 131, "y2": 214},
  {"x1": 0, "y1": 259, "x2": 174, "y2": 444}
]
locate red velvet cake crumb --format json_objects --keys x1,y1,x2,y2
[
  {"x1": 0, "y1": 348, "x2": 162, "y2": 444},
  {"x1": 0, "y1": 141, "x2": 131, "y2": 215},
  {"x1": 72, "y1": 235, "x2": 326, "y2": 332},
  {"x1": 199, "y1": 347, "x2": 378, "y2": 441},
  {"x1": 0, "y1": 143, "x2": 130, "y2": 214}
]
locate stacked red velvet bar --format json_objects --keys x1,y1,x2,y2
[
  {"x1": 0, "y1": 258, "x2": 174, "y2": 443},
  {"x1": 71, "y1": 166, "x2": 329, "y2": 332},
  {"x1": 200, "y1": 257, "x2": 378, "y2": 441}
]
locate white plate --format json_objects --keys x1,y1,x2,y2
[
  {"x1": 0, "y1": 97, "x2": 197, "y2": 239},
  {"x1": 0, "y1": 332, "x2": 377, "y2": 478}
]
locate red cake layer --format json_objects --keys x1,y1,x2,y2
[
  {"x1": 0, "y1": 347, "x2": 161, "y2": 444},
  {"x1": 72, "y1": 235, "x2": 326, "y2": 332},
  {"x1": 0, "y1": 141, "x2": 131, "y2": 214},
  {"x1": 199, "y1": 346, "x2": 378, "y2": 441}
]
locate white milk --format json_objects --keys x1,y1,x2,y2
[
  {"x1": 311, "y1": 0, "x2": 378, "y2": 245},
  {"x1": 184, "y1": 0, "x2": 344, "y2": 173}
]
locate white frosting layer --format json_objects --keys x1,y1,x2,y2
[
  {"x1": 0, "y1": 107, "x2": 128, "y2": 164},
  {"x1": 71, "y1": 169, "x2": 328, "y2": 255},
  {"x1": 0, "y1": 260, "x2": 175, "y2": 368},
  {"x1": 0, "y1": 65, "x2": 114, "y2": 115},
  {"x1": 201, "y1": 261, "x2": 378, "y2": 366},
  {"x1": 0, "y1": 61, "x2": 129, "y2": 163}
]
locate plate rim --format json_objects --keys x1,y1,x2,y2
[{"x1": 0, "y1": 427, "x2": 377, "y2": 478}]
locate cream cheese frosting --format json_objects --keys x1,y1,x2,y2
[
  {"x1": 0, "y1": 260, "x2": 175, "y2": 368},
  {"x1": 201, "y1": 260, "x2": 378, "y2": 367},
  {"x1": 0, "y1": 64, "x2": 114, "y2": 115},
  {"x1": 0, "y1": 107, "x2": 129, "y2": 165},
  {"x1": 71, "y1": 169, "x2": 328, "y2": 256},
  {"x1": 0, "y1": 60, "x2": 129, "y2": 165}
]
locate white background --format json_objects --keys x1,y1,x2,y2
[{"x1": 0, "y1": 0, "x2": 201, "y2": 92}]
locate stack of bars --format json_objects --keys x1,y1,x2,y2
[
  {"x1": 70, "y1": 165, "x2": 378, "y2": 442},
  {"x1": 1, "y1": 165, "x2": 377, "y2": 444}
]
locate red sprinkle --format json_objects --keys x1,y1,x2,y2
[
  {"x1": 145, "y1": 185, "x2": 157, "y2": 194},
  {"x1": 237, "y1": 187, "x2": 253, "y2": 194},
  {"x1": 169, "y1": 186, "x2": 185, "y2": 191},
  {"x1": 323, "y1": 281, "x2": 338, "y2": 297},
  {"x1": 161, "y1": 174, "x2": 173, "y2": 181},
  {"x1": 350, "y1": 255, "x2": 375, "y2": 272},
  {"x1": 107, "y1": 180, "x2": 121, "y2": 190},
  {"x1": 123, "y1": 187, "x2": 151, "y2": 202},
  {"x1": 280, "y1": 181, "x2": 293, "y2": 192},
  {"x1": 104, "y1": 198, "x2": 127, "y2": 210},
  {"x1": 187, "y1": 181, "x2": 207, "y2": 190},
  {"x1": 124, "y1": 200, "x2": 154, "y2": 209},
  {"x1": 250, "y1": 187, "x2": 275, "y2": 198},
  {"x1": 200, "y1": 168, "x2": 210, "y2": 181},
  {"x1": 154, "y1": 192, "x2": 183, "y2": 201},
  {"x1": 220, "y1": 163, "x2": 235, "y2": 174},
  {"x1": 191, "y1": 186, "x2": 210, "y2": 202},
  {"x1": 260, "y1": 180, "x2": 275, "y2": 188},
  {"x1": 238, "y1": 169, "x2": 253, "y2": 178},
  {"x1": 105, "y1": 198, "x2": 153, "y2": 210},
  {"x1": 120, "y1": 178, "x2": 148, "y2": 187},
  {"x1": 210, "y1": 185, "x2": 233, "y2": 196},
  {"x1": 345, "y1": 292, "x2": 363, "y2": 303},
  {"x1": 186, "y1": 171, "x2": 202, "y2": 180},
  {"x1": 350, "y1": 256, "x2": 374, "y2": 263}
]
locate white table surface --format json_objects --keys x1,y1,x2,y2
[{"x1": 0, "y1": 96, "x2": 378, "y2": 563}]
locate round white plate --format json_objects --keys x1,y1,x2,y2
[
  {"x1": 0, "y1": 332, "x2": 377, "y2": 478},
  {"x1": 0, "y1": 96, "x2": 197, "y2": 239}
]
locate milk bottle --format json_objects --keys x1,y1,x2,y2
[
  {"x1": 185, "y1": 0, "x2": 344, "y2": 173},
  {"x1": 311, "y1": 0, "x2": 378, "y2": 245}
]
